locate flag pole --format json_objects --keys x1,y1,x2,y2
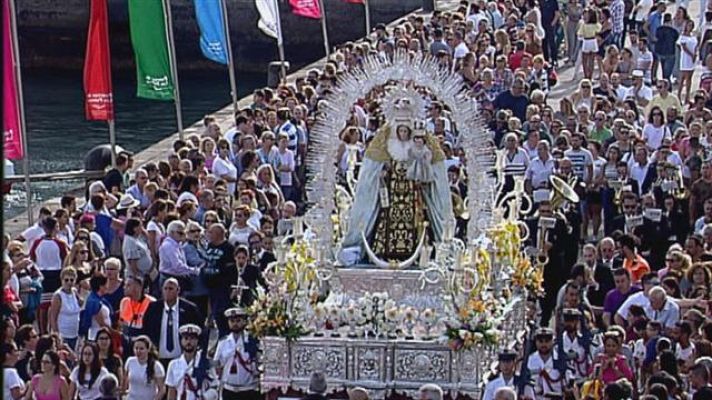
[
  {"x1": 220, "y1": 0, "x2": 238, "y2": 113},
  {"x1": 162, "y1": 0, "x2": 184, "y2": 140},
  {"x1": 274, "y1": 0, "x2": 287, "y2": 83},
  {"x1": 318, "y1": 0, "x2": 330, "y2": 57},
  {"x1": 364, "y1": 0, "x2": 371, "y2": 35},
  {"x1": 8, "y1": 0, "x2": 33, "y2": 225},
  {"x1": 108, "y1": 120, "x2": 117, "y2": 167}
]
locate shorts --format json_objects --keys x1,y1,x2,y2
[{"x1": 581, "y1": 38, "x2": 598, "y2": 53}]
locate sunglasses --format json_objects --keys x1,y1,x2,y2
[{"x1": 188, "y1": 229, "x2": 201, "y2": 234}]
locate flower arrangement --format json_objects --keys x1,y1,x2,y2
[
  {"x1": 443, "y1": 293, "x2": 518, "y2": 351},
  {"x1": 247, "y1": 284, "x2": 309, "y2": 340},
  {"x1": 247, "y1": 240, "x2": 320, "y2": 341},
  {"x1": 490, "y1": 220, "x2": 543, "y2": 295}
]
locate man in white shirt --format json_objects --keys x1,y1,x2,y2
[
  {"x1": 165, "y1": 324, "x2": 218, "y2": 400},
  {"x1": 452, "y1": 31, "x2": 470, "y2": 60},
  {"x1": 525, "y1": 140, "x2": 556, "y2": 194},
  {"x1": 614, "y1": 273, "x2": 660, "y2": 327},
  {"x1": 215, "y1": 308, "x2": 260, "y2": 400},
  {"x1": 17, "y1": 207, "x2": 52, "y2": 250},
  {"x1": 625, "y1": 70, "x2": 653, "y2": 107},
  {"x1": 644, "y1": 286, "x2": 680, "y2": 329}
]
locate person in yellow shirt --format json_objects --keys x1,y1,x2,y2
[
  {"x1": 578, "y1": 10, "x2": 602, "y2": 79},
  {"x1": 646, "y1": 79, "x2": 682, "y2": 116}
]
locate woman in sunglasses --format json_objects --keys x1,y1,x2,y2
[{"x1": 48, "y1": 267, "x2": 81, "y2": 352}]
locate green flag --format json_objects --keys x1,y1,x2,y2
[{"x1": 128, "y1": 0, "x2": 174, "y2": 100}]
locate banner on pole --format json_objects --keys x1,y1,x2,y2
[
  {"x1": 289, "y1": 0, "x2": 321, "y2": 19},
  {"x1": 84, "y1": 0, "x2": 115, "y2": 121},
  {"x1": 128, "y1": 0, "x2": 175, "y2": 100},
  {"x1": 256, "y1": 0, "x2": 282, "y2": 44},
  {"x1": 3, "y1": 0, "x2": 23, "y2": 160},
  {"x1": 194, "y1": 0, "x2": 228, "y2": 65}
]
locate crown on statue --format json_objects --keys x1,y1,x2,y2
[{"x1": 391, "y1": 98, "x2": 420, "y2": 130}]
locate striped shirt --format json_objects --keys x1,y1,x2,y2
[
  {"x1": 503, "y1": 148, "x2": 530, "y2": 177},
  {"x1": 565, "y1": 148, "x2": 594, "y2": 181}
]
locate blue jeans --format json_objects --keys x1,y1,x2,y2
[{"x1": 657, "y1": 54, "x2": 675, "y2": 82}]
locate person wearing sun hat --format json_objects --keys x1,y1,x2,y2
[
  {"x1": 165, "y1": 324, "x2": 218, "y2": 400},
  {"x1": 116, "y1": 193, "x2": 141, "y2": 212},
  {"x1": 214, "y1": 307, "x2": 260, "y2": 400}
]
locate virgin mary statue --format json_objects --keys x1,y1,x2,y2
[{"x1": 339, "y1": 109, "x2": 454, "y2": 267}]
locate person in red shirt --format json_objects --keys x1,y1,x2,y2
[{"x1": 508, "y1": 42, "x2": 529, "y2": 71}]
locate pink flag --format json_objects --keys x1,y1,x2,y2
[
  {"x1": 289, "y1": 0, "x2": 321, "y2": 19},
  {"x1": 3, "y1": 0, "x2": 24, "y2": 160}
]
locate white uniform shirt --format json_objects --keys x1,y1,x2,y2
[
  {"x1": 482, "y1": 374, "x2": 516, "y2": 400},
  {"x1": 527, "y1": 351, "x2": 562, "y2": 399},
  {"x1": 215, "y1": 332, "x2": 258, "y2": 390},
  {"x1": 165, "y1": 351, "x2": 216, "y2": 400},
  {"x1": 562, "y1": 332, "x2": 589, "y2": 381}
]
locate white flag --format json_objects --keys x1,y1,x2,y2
[{"x1": 256, "y1": 0, "x2": 283, "y2": 45}]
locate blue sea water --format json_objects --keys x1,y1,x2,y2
[{"x1": 4, "y1": 69, "x2": 264, "y2": 219}]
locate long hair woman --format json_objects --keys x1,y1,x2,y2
[
  {"x1": 95, "y1": 328, "x2": 123, "y2": 387},
  {"x1": 68, "y1": 342, "x2": 108, "y2": 400},
  {"x1": 24, "y1": 350, "x2": 68, "y2": 400},
  {"x1": 122, "y1": 336, "x2": 165, "y2": 400}
]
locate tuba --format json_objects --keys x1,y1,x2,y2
[{"x1": 549, "y1": 175, "x2": 579, "y2": 233}]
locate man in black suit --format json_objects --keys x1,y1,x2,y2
[{"x1": 143, "y1": 278, "x2": 203, "y2": 367}]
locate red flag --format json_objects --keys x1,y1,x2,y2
[
  {"x1": 289, "y1": 0, "x2": 322, "y2": 19},
  {"x1": 83, "y1": 0, "x2": 114, "y2": 121},
  {"x1": 3, "y1": 0, "x2": 23, "y2": 160}
]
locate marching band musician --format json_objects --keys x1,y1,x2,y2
[
  {"x1": 214, "y1": 307, "x2": 261, "y2": 400},
  {"x1": 483, "y1": 349, "x2": 534, "y2": 400},
  {"x1": 165, "y1": 324, "x2": 218, "y2": 400},
  {"x1": 557, "y1": 309, "x2": 593, "y2": 385},
  {"x1": 525, "y1": 328, "x2": 565, "y2": 400}
]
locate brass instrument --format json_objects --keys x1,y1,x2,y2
[
  {"x1": 609, "y1": 179, "x2": 624, "y2": 209},
  {"x1": 549, "y1": 175, "x2": 579, "y2": 234},
  {"x1": 535, "y1": 216, "x2": 557, "y2": 267},
  {"x1": 672, "y1": 165, "x2": 689, "y2": 200}
]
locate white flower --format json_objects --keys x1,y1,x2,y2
[
  {"x1": 385, "y1": 307, "x2": 400, "y2": 321},
  {"x1": 473, "y1": 332, "x2": 484, "y2": 342}
]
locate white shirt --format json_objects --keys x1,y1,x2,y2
[
  {"x1": 677, "y1": 35, "x2": 698, "y2": 71},
  {"x1": 625, "y1": 85, "x2": 653, "y2": 103},
  {"x1": 643, "y1": 298, "x2": 680, "y2": 328},
  {"x1": 616, "y1": 291, "x2": 649, "y2": 319},
  {"x1": 165, "y1": 351, "x2": 216, "y2": 400},
  {"x1": 159, "y1": 301, "x2": 182, "y2": 359},
  {"x1": 125, "y1": 356, "x2": 166, "y2": 400},
  {"x1": 628, "y1": 160, "x2": 650, "y2": 196},
  {"x1": 482, "y1": 375, "x2": 516, "y2": 400},
  {"x1": 453, "y1": 42, "x2": 469, "y2": 59},
  {"x1": 3, "y1": 368, "x2": 24, "y2": 400},
  {"x1": 675, "y1": 342, "x2": 695, "y2": 364},
  {"x1": 69, "y1": 367, "x2": 109, "y2": 400},
  {"x1": 526, "y1": 157, "x2": 555, "y2": 189},
  {"x1": 88, "y1": 303, "x2": 111, "y2": 341},
  {"x1": 21, "y1": 224, "x2": 44, "y2": 250},
  {"x1": 212, "y1": 156, "x2": 238, "y2": 195},
  {"x1": 527, "y1": 351, "x2": 562, "y2": 399},
  {"x1": 642, "y1": 124, "x2": 670, "y2": 150},
  {"x1": 54, "y1": 288, "x2": 81, "y2": 339},
  {"x1": 562, "y1": 332, "x2": 589, "y2": 381},
  {"x1": 274, "y1": 149, "x2": 295, "y2": 186},
  {"x1": 215, "y1": 332, "x2": 258, "y2": 389}
]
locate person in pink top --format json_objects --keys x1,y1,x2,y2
[
  {"x1": 24, "y1": 350, "x2": 69, "y2": 400},
  {"x1": 590, "y1": 332, "x2": 634, "y2": 384}
]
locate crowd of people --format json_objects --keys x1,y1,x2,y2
[{"x1": 3, "y1": 0, "x2": 712, "y2": 399}]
